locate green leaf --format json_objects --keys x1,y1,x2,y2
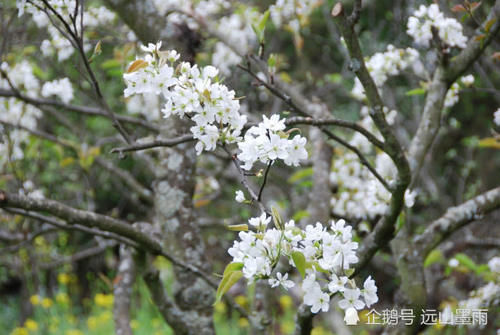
[
  {"x1": 226, "y1": 224, "x2": 249, "y2": 231},
  {"x1": 291, "y1": 251, "x2": 307, "y2": 278},
  {"x1": 478, "y1": 137, "x2": 500, "y2": 149},
  {"x1": 101, "y1": 59, "x2": 122, "y2": 70},
  {"x1": 258, "y1": 10, "x2": 270, "y2": 32},
  {"x1": 405, "y1": 88, "x2": 426, "y2": 96},
  {"x1": 454, "y1": 253, "x2": 477, "y2": 272},
  {"x1": 215, "y1": 269, "x2": 243, "y2": 304},
  {"x1": 223, "y1": 262, "x2": 244, "y2": 276},
  {"x1": 424, "y1": 250, "x2": 444, "y2": 268},
  {"x1": 271, "y1": 206, "x2": 283, "y2": 230},
  {"x1": 288, "y1": 167, "x2": 313, "y2": 183}
]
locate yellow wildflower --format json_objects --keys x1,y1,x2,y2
[
  {"x1": 238, "y1": 318, "x2": 249, "y2": 328},
  {"x1": 65, "y1": 330, "x2": 84, "y2": 335},
  {"x1": 214, "y1": 301, "x2": 227, "y2": 314},
  {"x1": 41, "y1": 297, "x2": 53, "y2": 308},
  {"x1": 58, "y1": 273, "x2": 71, "y2": 285},
  {"x1": 87, "y1": 316, "x2": 98, "y2": 330},
  {"x1": 10, "y1": 327, "x2": 28, "y2": 335},
  {"x1": 130, "y1": 320, "x2": 139, "y2": 330},
  {"x1": 56, "y1": 292, "x2": 69, "y2": 305},
  {"x1": 94, "y1": 293, "x2": 114, "y2": 308},
  {"x1": 279, "y1": 295, "x2": 293, "y2": 310},
  {"x1": 234, "y1": 295, "x2": 248, "y2": 308},
  {"x1": 29, "y1": 295, "x2": 40, "y2": 306},
  {"x1": 24, "y1": 319, "x2": 38, "y2": 331}
]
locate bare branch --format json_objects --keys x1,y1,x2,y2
[
  {"x1": 110, "y1": 135, "x2": 195, "y2": 154},
  {"x1": 285, "y1": 116, "x2": 385, "y2": 151},
  {"x1": 2, "y1": 207, "x2": 139, "y2": 248},
  {"x1": 222, "y1": 146, "x2": 270, "y2": 215},
  {"x1": 0, "y1": 88, "x2": 158, "y2": 132},
  {"x1": 414, "y1": 186, "x2": 500, "y2": 257},
  {"x1": 41, "y1": 241, "x2": 116, "y2": 270}
]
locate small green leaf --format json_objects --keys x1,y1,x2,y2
[
  {"x1": 215, "y1": 270, "x2": 243, "y2": 304},
  {"x1": 454, "y1": 253, "x2": 477, "y2": 271},
  {"x1": 226, "y1": 224, "x2": 249, "y2": 231},
  {"x1": 292, "y1": 251, "x2": 307, "y2": 278},
  {"x1": 271, "y1": 207, "x2": 283, "y2": 230},
  {"x1": 223, "y1": 262, "x2": 244, "y2": 276},
  {"x1": 405, "y1": 88, "x2": 426, "y2": 96},
  {"x1": 424, "y1": 250, "x2": 444, "y2": 268}
]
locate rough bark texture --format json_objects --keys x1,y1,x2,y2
[
  {"x1": 113, "y1": 245, "x2": 135, "y2": 335},
  {"x1": 152, "y1": 117, "x2": 215, "y2": 334}
]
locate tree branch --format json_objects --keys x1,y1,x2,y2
[
  {"x1": 2, "y1": 207, "x2": 139, "y2": 248},
  {"x1": 331, "y1": 2, "x2": 411, "y2": 276},
  {"x1": 408, "y1": 1, "x2": 500, "y2": 184},
  {"x1": 414, "y1": 186, "x2": 500, "y2": 257},
  {"x1": 0, "y1": 88, "x2": 158, "y2": 132},
  {"x1": 285, "y1": 116, "x2": 385, "y2": 150},
  {"x1": 110, "y1": 135, "x2": 195, "y2": 154}
]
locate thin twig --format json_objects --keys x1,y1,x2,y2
[
  {"x1": 258, "y1": 160, "x2": 273, "y2": 201},
  {"x1": 110, "y1": 135, "x2": 195, "y2": 154}
]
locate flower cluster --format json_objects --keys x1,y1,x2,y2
[
  {"x1": 152, "y1": 0, "x2": 229, "y2": 31},
  {"x1": 351, "y1": 45, "x2": 419, "y2": 100},
  {"x1": 41, "y1": 78, "x2": 74, "y2": 104},
  {"x1": 227, "y1": 215, "x2": 378, "y2": 320},
  {"x1": 212, "y1": 10, "x2": 259, "y2": 75},
  {"x1": 329, "y1": 107, "x2": 416, "y2": 220},
  {"x1": 18, "y1": 1, "x2": 115, "y2": 61},
  {"x1": 0, "y1": 61, "x2": 42, "y2": 167},
  {"x1": 407, "y1": 4, "x2": 467, "y2": 49},
  {"x1": 123, "y1": 43, "x2": 247, "y2": 155},
  {"x1": 444, "y1": 75, "x2": 475, "y2": 109},
  {"x1": 237, "y1": 114, "x2": 308, "y2": 170},
  {"x1": 494, "y1": 108, "x2": 500, "y2": 126},
  {"x1": 269, "y1": 0, "x2": 322, "y2": 29}
]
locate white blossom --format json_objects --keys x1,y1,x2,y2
[
  {"x1": 407, "y1": 4, "x2": 467, "y2": 49},
  {"x1": 235, "y1": 190, "x2": 246, "y2": 203},
  {"x1": 494, "y1": 108, "x2": 500, "y2": 126},
  {"x1": 268, "y1": 272, "x2": 294, "y2": 290}
]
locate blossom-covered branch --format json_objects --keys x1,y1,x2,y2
[{"x1": 331, "y1": 2, "x2": 411, "y2": 274}]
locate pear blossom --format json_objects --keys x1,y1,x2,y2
[
  {"x1": 328, "y1": 274, "x2": 348, "y2": 293},
  {"x1": 362, "y1": 276, "x2": 379, "y2": 307},
  {"x1": 235, "y1": 190, "x2": 246, "y2": 203},
  {"x1": 407, "y1": 4, "x2": 467, "y2": 49},
  {"x1": 237, "y1": 114, "x2": 308, "y2": 170},
  {"x1": 227, "y1": 218, "x2": 378, "y2": 318},
  {"x1": 268, "y1": 272, "x2": 294, "y2": 290},
  {"x1": 494, "y1": 108, "x2": 500, "y2": 126},
  {"x1": 338, "y1": 288, "x2": 365, "y2": 310},
  {"x1": 248, "y1": 213, "x2": 271, "y2": 228}
]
